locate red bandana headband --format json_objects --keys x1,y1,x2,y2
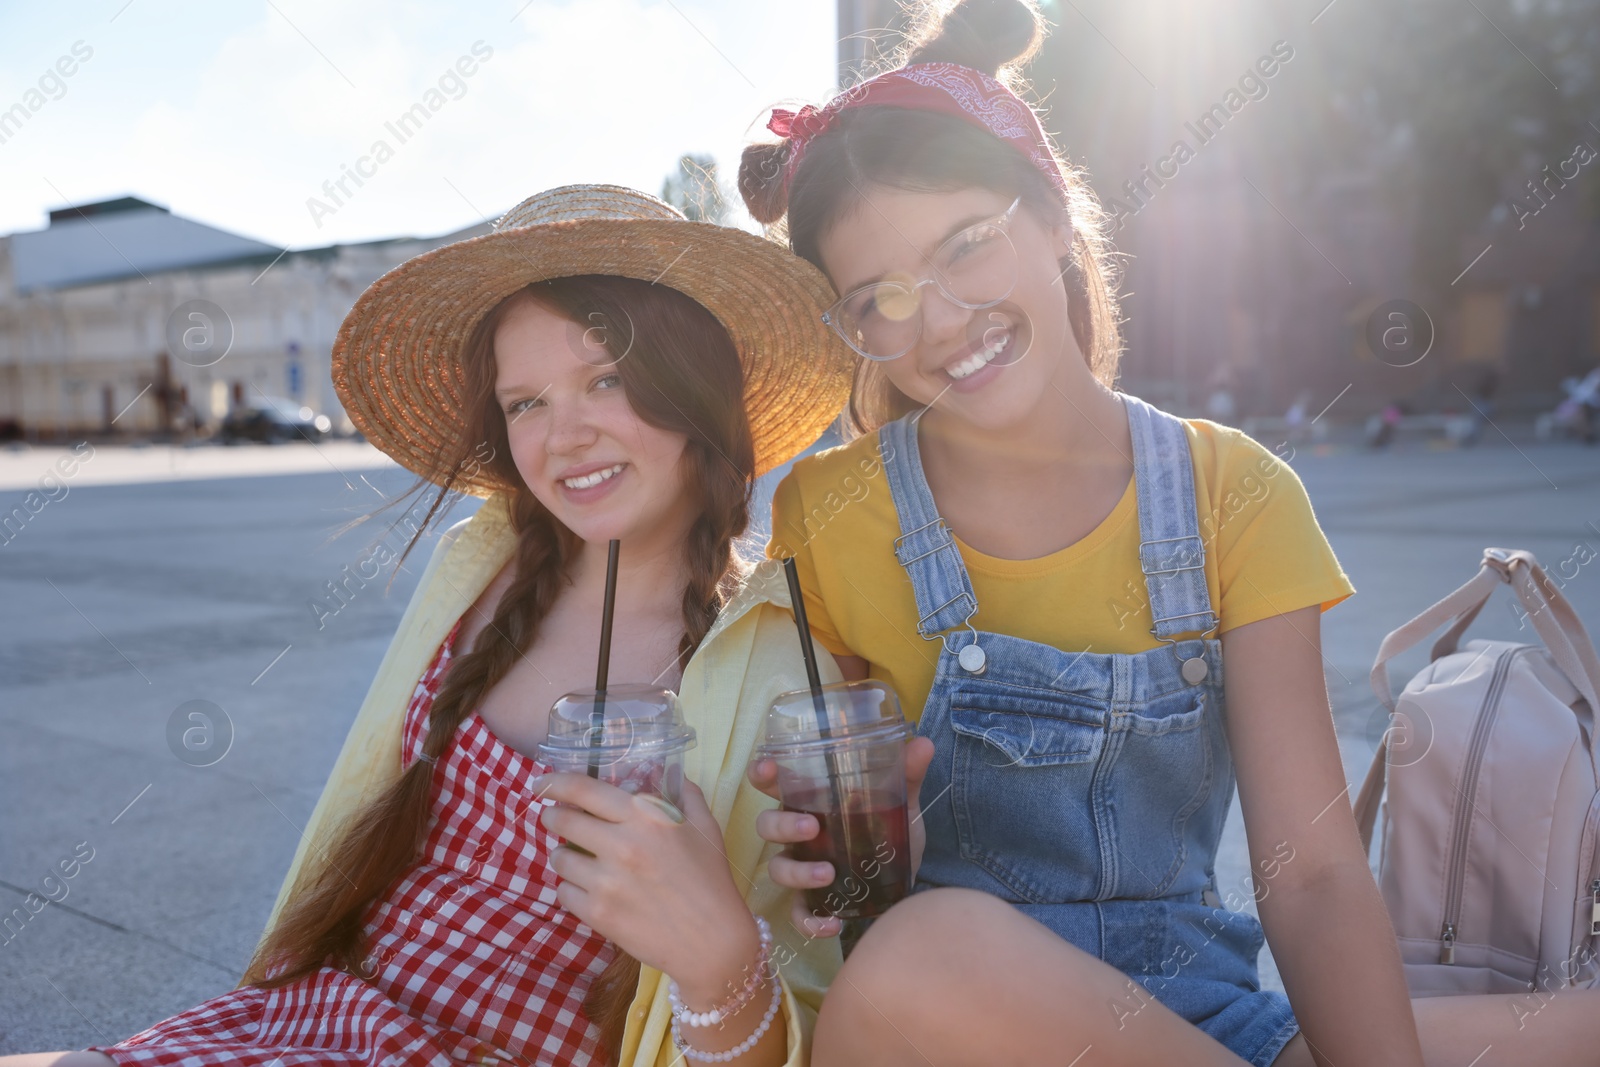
[{"x1": 767, "y1": 62, "x2": 1070, "y2": 202}]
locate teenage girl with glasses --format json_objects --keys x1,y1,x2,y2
[{"x1": 740, "y1": 2, "x2": 1600, "y2": 1065}]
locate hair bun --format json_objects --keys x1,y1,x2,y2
[
  {"x1": 738, "y1": 141, "x2": 791, "y2": 225},
  {"x1": 906, "y1": 0, "x2": 1043, "y2": 76}
]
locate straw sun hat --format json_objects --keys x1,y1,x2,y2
[{"x1": 332, "y1": 184, "x2": 852, "y2": 496}]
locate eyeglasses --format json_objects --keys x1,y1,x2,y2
[{"x1": 822, "y1": 198, "x2": 1022, "y2": 362}]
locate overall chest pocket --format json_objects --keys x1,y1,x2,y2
[
  {"x1": 947, "y1": 684, "x2": 1108, "y2": 903},
  {"x1": 1102, "y1": 685, "x2": 1216, "y2": 898}
]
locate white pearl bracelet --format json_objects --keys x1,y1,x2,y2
[
  {"x1": 670, "y1": 971, "x2": 781, "y2": 1063},
  {"x1": 667, "y1": 916, "x2": 773, "y2": 1027},
  {"x1": 668, "y1": 916, "x2": 781, "y2": 1062}
]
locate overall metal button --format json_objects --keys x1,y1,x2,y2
[
  {"x1": 958, "y1": 642, "x2": 987, "y2": 674},
  {"x1": 1181, "y1": 657, "x2": 1209, "y2": 685}
]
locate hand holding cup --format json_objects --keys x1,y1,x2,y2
[
  {"x1": 749, "y1": 683, "x2": 934, "y2": 939},
  {"x1": 536, "y1": 773, "x2": 761, "y2": 999}
]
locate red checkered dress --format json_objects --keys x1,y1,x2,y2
[{"x1": 92, "y1": 618, "x2": 615, "y2": 1066}]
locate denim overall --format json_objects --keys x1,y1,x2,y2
[{"x1": 879, "y1": 395, "x2": 1299, "y2": 1067}]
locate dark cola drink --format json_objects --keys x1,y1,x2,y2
[
  {"x1": 783, "y1": 787, "x2": 911, "y2": 920},
  {"x1": 758, "y1": 680, "x2": 914, "y2": 922}
]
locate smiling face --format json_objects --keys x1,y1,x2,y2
[
  {"x1": 817, "y1": 185, "x2": 1081, "y2": 432},
  {"x1": 492, "y1": 295, "x2": 695, "y2": 546}
]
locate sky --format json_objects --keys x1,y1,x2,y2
[{"x1": 0, "y1": 0, "x2": 837, "y2": 248}]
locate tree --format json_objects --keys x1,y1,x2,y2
[
  {"x1": 661, "y1": 154, "x2": 728, "y2": 223},
  {"x1": 1024, "y1": 0, "x2": 1600, "y2": 404},
  {"x1": 1269, "y1": 0, "x2": 1600, "y2": 286}
]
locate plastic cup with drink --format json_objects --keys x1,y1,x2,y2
[
  {"x1": 538, "y1": 684, "x2": 696, "y2": 805},
  {"x1": 537, "y1": 539, "x2": 695, "y2": 813},
  {"x1": 765, "y1": 557, "x2": 915, "y2": 925},
  {"x1": 757, "y1": 679, "x2": 913, "y2": 921}
]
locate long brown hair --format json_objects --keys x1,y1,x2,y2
[
  {"x1": 242, "y1": 274, "x2": 756, "y2": 1066},
  {"x1": 738, "y1": 0, "x2": 1124, "y2": 433}
]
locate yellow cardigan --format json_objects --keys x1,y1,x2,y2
[{"x1": 247, "y1": 491, "x2": 843, "y2": 1066}]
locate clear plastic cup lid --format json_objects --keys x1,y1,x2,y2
[
  {"x1": 538, "y1": 684, "x2": 696, "y2": 764},
  {"x1": 757, "y1": 680, "x2": 909, "y2": 758}
]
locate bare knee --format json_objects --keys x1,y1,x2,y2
[
  {"x1": 816, "y1": 889, "x2": 1212, "y2": 1067},
  {"x1": 0, "y1": 1054, "x2": 117, "y2": 1067},
  {"x1": 814, "y1": 889, "x2": 1001, "y2": 1064},
  {"x1": 847, "y1": 890, "x2": 1001, "y2": 972},
  {"x1": 824, "y1": 888, "x2": 1015, "y2": 1023}
]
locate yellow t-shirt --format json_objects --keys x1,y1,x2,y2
[{"x1": 767, "y1": 416, "x2": 1355, "y2": 721}]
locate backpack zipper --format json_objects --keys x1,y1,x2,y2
[
  {"x1": 1439, "y1": 646, "x2": 1524, "y2": 964},
  {"x1": 1590, "y1": 878, "x2": 1599, "y2": 937}
]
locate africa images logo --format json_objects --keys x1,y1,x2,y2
[
  {"x1": 305, "y1": 41, "x2": 494, "y2": 228},
  {"x1": 1105, "y1": 40, "x2": 1295, "y2": 230}
]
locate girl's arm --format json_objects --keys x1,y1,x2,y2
[
  {"x1": 536, "y1": 774, "x2": 788, "y2": 1065},
  {"x1": 1222, "y1": 605, "x2": 1425, "y2": 1067},
  {"x1": 832, "y1": 652, "x2": 870, "y2": 681}
]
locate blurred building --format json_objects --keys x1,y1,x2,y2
[
  {"x1": 1110, "y1": 115, "x2": 1600, "y2": 419},
  {"x1": 1452, "y1": 174, "x2": 1600, "y2": 399},
  {"x1": 834, "y1": 0, "x2": 1600, "y2": 418},
  {"x1": 836, "y1": 0, "x2": 907, "y2": 87},
  {"x1": 0, "y1": 196, "x2": 488, "y2": 440}
]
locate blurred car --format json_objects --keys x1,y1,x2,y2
[{"x1": 219, "y1": 397, "x2": 333, "y2": 443}]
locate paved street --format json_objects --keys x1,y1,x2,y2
[{"x1": 2, "y1": 436, "x2": 1599, "y2": 1052}]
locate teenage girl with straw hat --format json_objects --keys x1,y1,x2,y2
[
  {"x1": 740, "y1": 2, "x2": 1600, "y2": 1066},
  {"x1": 7, "y1": 185, "x2": 854, "y2": 1067}
]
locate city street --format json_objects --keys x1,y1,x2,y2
[{"x1": 2, "y1": 437, "x2": 1599, "y2": 1052}]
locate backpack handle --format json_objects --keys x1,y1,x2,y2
[
  {"x1": 1357, "y1": 562, "x2": 1501, "y2": 855},
  {"x1": 1369, "y1": 549, "x2": 1600, "y2": 723},
  {"x1": 1358, "y1": 548, "x2": 1600, "y2": 856},
  {"x1": 1486, "y1": 549, "x2": 1600, "y2": 727},
  {"x1": 1367, "y1": 563, "x2": 1500, "y2": 713},
  {"x1": 1353, "y1": 737, "x2": 1387, "y2": 855}
]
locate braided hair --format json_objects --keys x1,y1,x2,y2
[{"x1": 243, "y1": 274, "x2": 754, "y2": 1067}]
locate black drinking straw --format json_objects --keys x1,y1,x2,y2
[
  {"x1": 782, "y1": 558, "x2": 848, "y2": 819},
  {"x1": 588, "y1": 539, "x2": 621, "y2": 778},
  {"x1": 782, "y1": 558, "x2": 832, "y2": 733},
  {"x1": 785, "y1": 560, "x2": 882, "y2": 958}
]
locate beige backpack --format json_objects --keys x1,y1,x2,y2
[{"x1": 1354, "y1": 548, "x2": 1600, "y2": 998}]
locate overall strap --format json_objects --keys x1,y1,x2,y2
[
  {"x1": 1124, "y1": 395, "x2": 1218, "y2": 639},
  {"x1": 879, "y1": 415, "x2": 978, "y2": 639}
]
